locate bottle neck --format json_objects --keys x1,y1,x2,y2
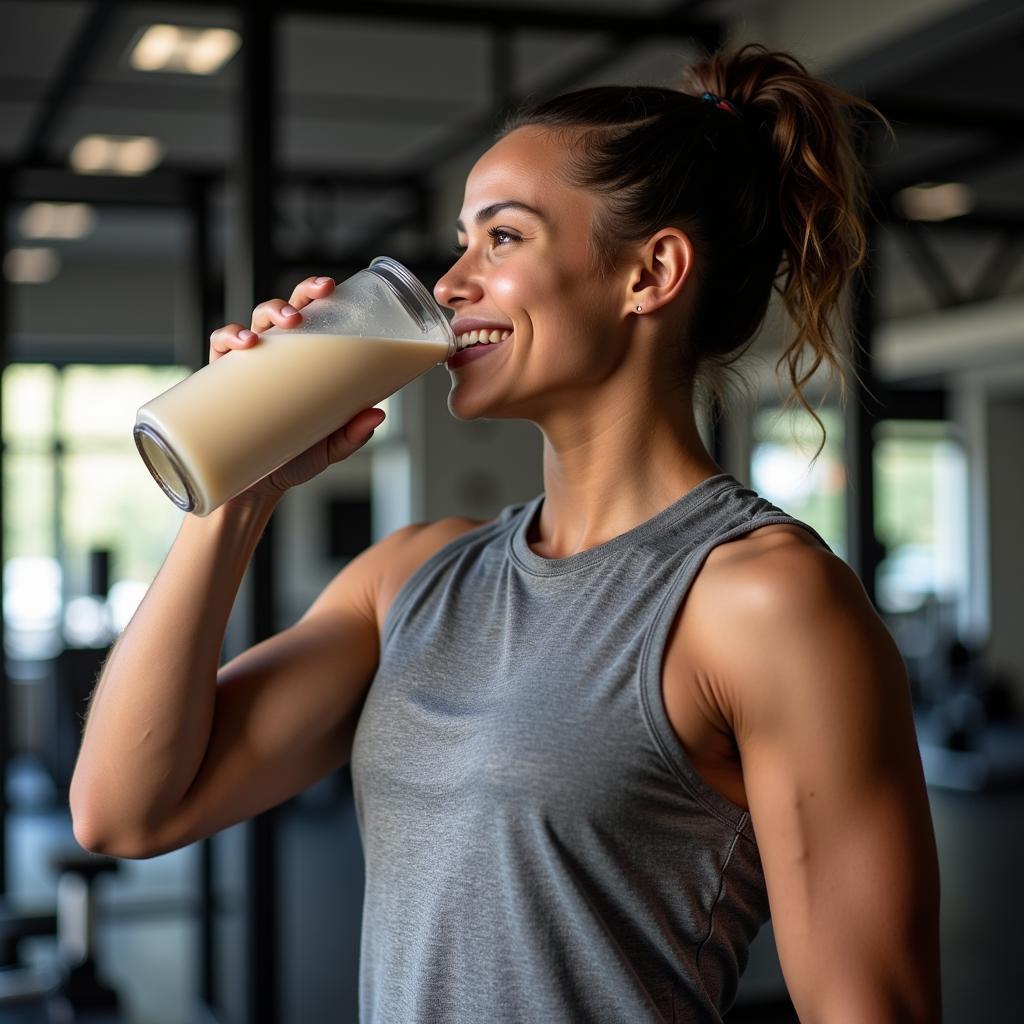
[{"x1": 367, "y1": 257, "x2": 455, "y2": 359}]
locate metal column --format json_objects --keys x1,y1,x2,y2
[
  {"x1": 845, "y1": 209, "x2": 884, "y2": 604},
  {"x1": 187, "y1": 172, "x2": 220, "y2": 1015},
  {"x1": 231, "y1": 5, "x2": 280, "y2": 1023},
  {"x1": 0, "y1": 167, "x2": 10, "y2": 897}
]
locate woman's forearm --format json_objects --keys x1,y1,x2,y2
[{"x1": 69, "y1": 493, "x2": 279, "y2": 850}]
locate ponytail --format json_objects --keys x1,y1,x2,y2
[{"x1": 684, "y1": 43, "x2": 891, "y2": 454}]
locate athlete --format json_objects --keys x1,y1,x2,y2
[{"x1": 73, "y1": 43, "x2": 941, "y2": 1022}]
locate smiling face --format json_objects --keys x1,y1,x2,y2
[{"x1": 433, "y1": 127, "x2": 638, "y2": 422}]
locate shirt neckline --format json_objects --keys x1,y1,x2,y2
[{"x1": 509, "y1": 473, "x2": 738, "y2": 577}]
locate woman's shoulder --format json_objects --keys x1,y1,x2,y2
[
  {"x1": 372, "y1": 515, "x2": 494, "y2": 633},
  {"x1": 681, "y1": 521, "x2": 885, "y2": 731},
  {"x1": 693, "y1": 521, "x2": 863, "y2": 631},
  {"x1": 684, "y1": 520, "x2": 876, "y2": 688}
]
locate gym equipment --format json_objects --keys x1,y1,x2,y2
[{"x1": 0, "y1": 847, "x2": 122, "y2": 1022}]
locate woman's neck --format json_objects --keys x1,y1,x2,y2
[{"x1": 531, "y1": 395, "x2": 722, "y2": 559}]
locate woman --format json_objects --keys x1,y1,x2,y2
[{"x1": 72, "y1": 44, "x2": 942, "y2": 1022}]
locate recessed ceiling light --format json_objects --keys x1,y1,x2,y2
[
  {"x1": 895, "y1": 182, "x2": 974, "y2": 222},
  {"x1": 69, "y1": 135, "x2": 164, "y2": 176},
  {"x1": 129, "y1": 24, "x2": 241, "y2": 75},
  {"x1": 19, "y1": 202, "x2": 97, "y2": 240},
  {"x1": 4, "y1": 247, "x2": 61, "y2": 284}
]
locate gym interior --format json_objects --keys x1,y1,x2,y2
[{"x1": 1, "y1": 0, "x2": 1023, "y2": 1021}]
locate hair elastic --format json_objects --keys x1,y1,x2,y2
[{"x1": 700, "y1": 91, "x2": 742, "y2": 118}]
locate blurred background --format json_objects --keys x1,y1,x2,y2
[{"x1": 0, "y1": 0, "x2": 1022, "y2": 1021}]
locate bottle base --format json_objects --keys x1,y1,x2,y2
[{"x1": 133, "y1": 422, "x2": 198, "y2": 513}]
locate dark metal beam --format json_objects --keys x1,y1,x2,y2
[
  {"x1": 872, "y1": 95, "x2": 1024, "y2": 136},
  {"x1": 280, "y1": 0, "x2": 720, "y2": 35},
  {"x1": 971, "y1": 229, "x2": 1024, "y2": 303},
  {"x1": 12, "y1": 165, "x2": 190, "y2": 205},
  {"x1": 27, "y1": 0, "x2": 720, "y2": 37},
  {"x1": 11, "y1": 164, "x2": 420, "y2": 205},
  {"x1": 21, "y1": 1, "x2": 115, "y2": 165},
  {"x1": 893, "y1": 221, "x2": 964, "y2": 309},
  {"x1": 0, "y1": 74, "x2": 475, "y2": 126},
  {"x1": 0, "y1": 166, "x2": 9, "y2": 897}
]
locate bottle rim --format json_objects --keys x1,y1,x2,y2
[
  {"x1": 367, "y1": 256, "x2": 455, "y2": 356},
  {"x1": 134, "y1": 422, "x2": 197, "y2": 513}
]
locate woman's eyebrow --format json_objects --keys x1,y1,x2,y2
[{"x1": 456, "y1": 200, "x2": 548, "y2": 233}]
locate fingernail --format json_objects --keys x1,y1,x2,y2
[
  {"x1": 240, "y1": 329, "x2": 256, "y2": 341},
  {"x1": 282, "y1": 304, "x2": 299, "y2": 317},
  {"x1": 315, "y1": 276, "x2": 331, "y2": 285}
]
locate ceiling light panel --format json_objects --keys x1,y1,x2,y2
[
  {"x1": 4, "y1": 248, "x2": 61, "y2": 284},
  {"x1": 69, "y1": 135, "x2": 164, "y2": 176},
  {"x1": 19, "y1": 202, "x2": 97, "y2": 240},
  {"x1": 129, "y1": 24, "x2": 241, "y2": 75},
  {"x1": 896, "y1": 182, "x2": 975, "y2": 222}
]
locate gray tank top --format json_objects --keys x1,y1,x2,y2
[{"x1": 350, "y1": 473, "x2": 828, "y2": 1023}]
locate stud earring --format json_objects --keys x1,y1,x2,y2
[{"x1": 635, "y1": 304, "x2": 643, "y2": 313}]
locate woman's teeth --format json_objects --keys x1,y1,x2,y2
[{"x1": 456, "y1": 329, "x2": 512, "y2": 350}]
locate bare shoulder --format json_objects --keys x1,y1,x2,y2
[
  {"x1": 682, "y1": 522, "x2": 890, "y2": 739},
  {"x1": 695, "y1": 522, "x2": 860, "y2": 614},
  {"x1": 372, "y1": 515, "x2": 491, "y2": 636}
]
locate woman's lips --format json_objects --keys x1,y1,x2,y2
[{"x1": 446, "y1": 337, "x2": 509, "y2": 370}]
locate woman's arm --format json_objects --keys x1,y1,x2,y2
[
  {"x1": 70, "y1": 504, "x2": 411, "y2": 859},
  {"x1": 689, "y1": 535, "x2": 942, "y2": 1023},
  {"x1": 70, "y1": 495, "x2": 279, "y2": 852}
]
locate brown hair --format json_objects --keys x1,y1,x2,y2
[{"x1": 498, "y1": 43, "x2": 890, "y2": 457}]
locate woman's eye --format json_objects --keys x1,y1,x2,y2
[
  {"x1": 450, "y1": 228, "x2": 521, "y2": 258},
  {"x1": 488, "y1": 227, "x2": 519, "y2": 246}
]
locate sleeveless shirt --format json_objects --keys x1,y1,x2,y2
[{"x1": 350, "y1": 473, "x2": 830, "y2": 1023}]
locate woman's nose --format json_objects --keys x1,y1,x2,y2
[{"x1": 433, "y1": 259, "x2": 481, "y2": 309}]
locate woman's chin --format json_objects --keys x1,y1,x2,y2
[
  {"x1": 446, "y1": 383, "x2": 516, "y2": 423},
  {"x1": 447, "y1": 391, "x2": 493, "y2": 421}
]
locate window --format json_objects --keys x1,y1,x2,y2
[
  {"x1": 873, "y1": 420, "x2": 968, "y2": 616},
  {"x1": 3, "y1": 363, "x2": 191, "y2": 655},
  {"x1": 750, "y1": 404, "x2": 846, "y2": 559}
]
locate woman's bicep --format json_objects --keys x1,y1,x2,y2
[{"x1": 136, "y1": 603, "x2": 379, "y2": 858}]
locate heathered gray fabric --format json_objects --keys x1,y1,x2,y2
[{"x1": 350, "y1": 473, "x2": 829, "y2": 1023}]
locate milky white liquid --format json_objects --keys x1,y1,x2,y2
[{"x1": 135, "y1": 332, "x2": 449, "y2": 515}]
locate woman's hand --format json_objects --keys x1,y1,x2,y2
[{"x1": 207, "y1": 275, "x2": 386, "y2": 504}]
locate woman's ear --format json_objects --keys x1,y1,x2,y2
[{"x1": 623, "y1": 228, "x2": 694, "y2": 317}]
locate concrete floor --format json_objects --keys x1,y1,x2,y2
[{"x1": 3, "y1": 738, "x2": 1024, "y2": 1024}]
